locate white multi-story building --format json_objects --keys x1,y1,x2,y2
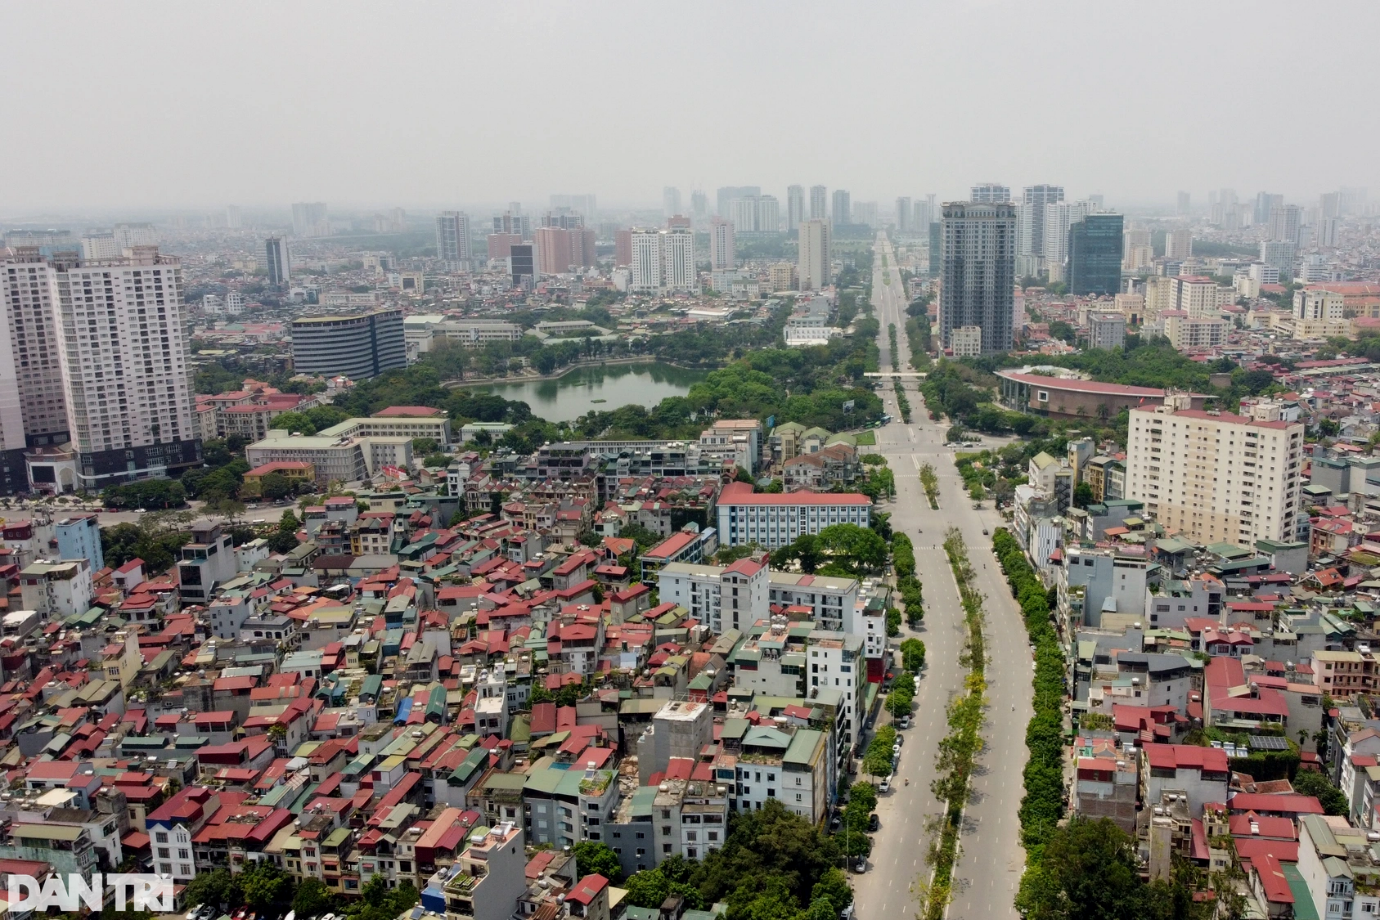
[
  {"x1": 715, "y1": 481, "x2": 870, "y2": 548},
  {"x1": 224, "y1": 291, "x2": 244, "y2": 315},
  {"x1": 732, "y1": 725, "x2": 830, "y2": 824},
  {"x1": 950, "y1": 325, "x2": 983, "y2": 357},
  {"x1": 435, "y1": 210, "x2": 471, "y2": 265},
  {"x1": 1267, "y1": 204, "x2": 1302, "y2": 244},
  {"x1": 1164, "y1": 228, "x2": 1193, "y2": 260},
  {"x1": 49, "y1": 247, "x2": 200, "y2": 489},
  {"x1": 1122, "y1": 228, "x2": 1154, "y2": 272},
  {"x1": 80, "y1": 233, "x2": 121, "y2": 261},
  {"x1": 1248, "y1": 261, "x2": 1281, "y2": 285},
  {"x1": 658, "y1": 558, "x2": 769, "y2": 634},
  {"x1": 1125, "y1": 395, "x2": 1304, "y2": 545},
  {"x1": 1, "y1": 251, "x2": 71, "y2": 450},
  {"x1": 971, "y1": 183, "x2": 1011, "y2": 203},
  {"x1": 113, "y1": 223, "x2": 157, "y2": 250},
  {"x1": 756, "y1": 195, "x2": 780, "y2": 233},
  {"x1": 1019, "y1": 184, "x2": 1063, "y2": 273},
  {"x1": 1293, "y1": 288, "x2": 1344, "y2": 321},
  {"x1": 630, "y1": 228, "x2": 696, "y2": 293},
  {"x1": 1170, "y1": 276, "x2": 1230, "y2": 317},
  {"x1": 1042, "y1": 200, "x2": 1090, "y2": 278},
  {"x1": 797, "y1": 219, "x2": 832, "y2": 291},
  {"x1": 1259, "y1": 240, "x2": 1296, "y2": 275},
  {"x1": 807, "y1": 629, "x2": 865, "y2": 765},
  {"x1": 1161, "y1": 312, "x2": 1228, "y2": 351},
  {"x1": 768, "y1": 572, "x2": 860, "y2": 633},
  {"x1": 0, "y1": 291, "x2": 28, "y2": 493},
  {"x1": 710, "y1": 218, "x2": 735, "y2": 271}
]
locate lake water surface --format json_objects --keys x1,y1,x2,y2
[{"x1": 482, "y1": 361, "x2": 708, "y2": 422}]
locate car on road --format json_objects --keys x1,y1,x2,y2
[
  {"x1": 898, "y1": 715, "x2": 911, "y2": 729},
  {"x1": 867, "y1": 813, "x2": 880, "y2": 832},
  {"x1": 879, "y1": 777, "x2": 891, "y2": 793},
  {"x1": 840, "y1": 904, "x2": 855, "y2": 920},
  {"x1": 852, "y1": 857, "x2": 867, "y2": 874}
]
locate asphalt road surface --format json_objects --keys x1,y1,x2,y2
[{"x1": 850, "y1": 235, "x2": 1031, "y2": 920}]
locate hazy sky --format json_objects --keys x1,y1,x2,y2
[{"x1": 5, "y1": 0, "x2": 1378, "y2": 214}]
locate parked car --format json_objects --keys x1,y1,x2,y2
[
  {"x1": 898, "y1": 715, "x2": 912, "y2": 729},
  {"x1": 879, "y1": 777, "x2": 891, "y2": 793},
  {"x1": 867, "y1": 813, "x2": 880, "y2": 832},
  {"x1": 853, "y1": 857, "x2": 867, "y2": 873}
]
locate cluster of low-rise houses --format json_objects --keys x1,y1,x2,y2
[
  {"x1": 0, "y1": 407, "x2": 885, "y2": 920},
  {"x1": 994, "y1": 372, "x2": 1380, "y2": 915}
]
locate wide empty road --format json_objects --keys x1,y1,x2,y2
[{"x1": 851, "y1": 234, "x2": 1030, "y2": 920}]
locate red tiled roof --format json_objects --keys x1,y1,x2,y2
[
  {"x1": 717, "y1": 481, "x2": 869, "y2": 506},
  {"x1": 1143, "y1": 743, "x2": 1229, "y2": 773},
  {"x1": 1228, "y1": 793, "x2": 1324, "y2": 816}
]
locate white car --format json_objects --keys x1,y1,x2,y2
[{"x1": 879, "y1": 777, "x2": 891, "y2": 793}]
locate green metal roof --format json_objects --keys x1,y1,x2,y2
[{"x1": 783, "y1": 728, "x2": 823, "y2": 765}]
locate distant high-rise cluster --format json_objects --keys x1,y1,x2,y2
[
  {"x1": 726, "y1": 194, "x2": 779, "y2": 233},
  {"x1": 291, "y1": 201, "x2": 330, "y2": 237},
  {"x1": 550, "y1": 193, "x2": 597, "y2": 219},
  {"x1": 1017, "y1": 184, "x2": 1063, "y2": 277},
  {"x1": 663, "y1": 187, "x2": 682, "y2": 219}
]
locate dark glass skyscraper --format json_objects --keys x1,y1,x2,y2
[
  {"x1": 1067, "y1": 214, "x2": 1124, "y2": 296},
  {"x1": 939, "y1": 202, "x2": 1016, "y2": 353},
  {"x1": 265, "y1": 236, "x2": 290, "y2": 286}
]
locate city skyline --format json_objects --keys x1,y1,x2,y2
[{"x1": 4, "y1": 1, "x2": 1379, "y2": 212}]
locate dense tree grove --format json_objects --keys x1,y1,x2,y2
[{"x1": 621, "y1": 801, "x2": 852, "y2": 920}]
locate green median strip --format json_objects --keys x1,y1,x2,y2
[
  {"x1": 992, "y1": 528, "x2": 1068, "y2": 909},
  {"x1": 919, "y1": 528, "x2": 987, "y2": 920}
]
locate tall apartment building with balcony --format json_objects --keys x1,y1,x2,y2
[
  {"x1": 5, "y1": 247, "x2": 202, "y2": 491},
  {"x1": 1126, "y1": 395, "x2": 1304, "y2": 545}
]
